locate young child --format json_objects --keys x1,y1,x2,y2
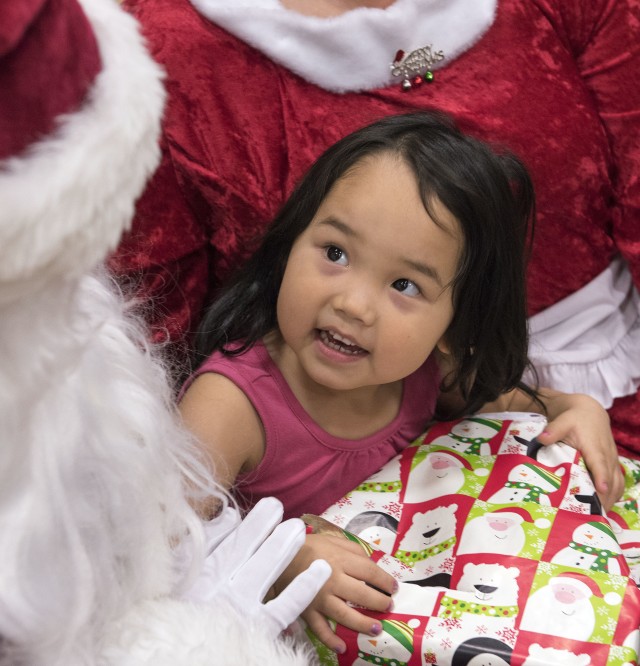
[{"x1": 179, "y1": 112, "x2": 621, "y2": 653}]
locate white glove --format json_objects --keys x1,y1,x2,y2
[{"x1": 183, "y1": 497, "x2": 331, "y2": 637}]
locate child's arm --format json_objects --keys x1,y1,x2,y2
[
  {"x1": 179, "y1": 372, "x2": 267, "y2": 515},
  {"x1": 180, "y1": 372, "x2": 398, "y2": 651},
  {"x1": 274, "y1": 533, "x2": 397, "y2": 654},
  {"x1": 479, "y1": 387, "x2": 624, "y2": 510}
]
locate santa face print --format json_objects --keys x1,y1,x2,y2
[
  {"x1": 457, "y1": 509, "x2": 528, "y2": 557},
  {"x1": 403, "y1": 450, "x2": 468, "y2": 503}
]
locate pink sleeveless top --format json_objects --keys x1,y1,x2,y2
[{"x1": 189, "y1": 340, "x2": 440, "y2": 519}]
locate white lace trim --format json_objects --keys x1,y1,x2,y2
[
  {"x1": 188, "y1": 0, "x2": 497, "y2": 92},
  {"x1": 524, "y1": 257, "x2": 640, "y2": 408}
]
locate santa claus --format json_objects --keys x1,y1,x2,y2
[{"x1": 0, "y1": 0, "x2": 329, "y2": 663}]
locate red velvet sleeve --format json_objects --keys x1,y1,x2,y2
[
  {"x1": 538, "y1": 0, "x2": 640, "y2": 453},
  {"x1": 543, "y1": 0, "x2": 640, "y2": 286}
]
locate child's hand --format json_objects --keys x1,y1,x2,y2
[
  {"x1": 274, "y1": 533, "x2": 397, "y2": 654},
  {"x1": 537, "y1": 391, "x2": 624, "y2": 511}
]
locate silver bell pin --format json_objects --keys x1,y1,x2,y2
[{"x1": 391, "y1": 45, "x2": 445, "y2": 91}]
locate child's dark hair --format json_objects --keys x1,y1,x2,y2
[{"x1": 195, "y1": 111, "x2": 537, "y2": 416}]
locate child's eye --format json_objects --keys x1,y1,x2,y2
[
  {"x1": 325, "y1": 245, "x2": 348, "y2": 266},
  {"x1": 392, "y1": 278, "x2": 420, "y2": 297}
]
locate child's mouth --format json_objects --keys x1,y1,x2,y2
[{"x1": 318, "y1": 329, "x2": 367, "y2": 356}]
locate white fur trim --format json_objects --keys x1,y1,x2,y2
[
  {"x1": 189, "y1": 0, "x2": 497, "y2": 92},
  {"x1": 0, "y1": 0, "x2": 165, "y2": 302},
  {"x1": 99, "y1": 599, "x2": 316, "y2": 666}
]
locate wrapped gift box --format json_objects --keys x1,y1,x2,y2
[{"x1": 310, "y1": 413, "x2": 640, "y2": 666}]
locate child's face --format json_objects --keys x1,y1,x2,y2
[{"x1": 275, "y1": 153, "x2": 462, "y2": 394}]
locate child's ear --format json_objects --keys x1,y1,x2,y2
[
  {"x1": 433, "y1": 339, "x2": 455, "y2": 382},
  {"x1": 435, "y1": 335, "x2": 451, "y2": 357}
]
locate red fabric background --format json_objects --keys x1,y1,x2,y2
[{"x1": 109, "y1": 0, "x2": 640, "y2": 452}]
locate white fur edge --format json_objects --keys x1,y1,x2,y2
[
  {"x1": 99, "y1": 598, "x2": 316, "y2": 666},
  {"x1": 0, "y1": 0, "x2": 165, "y2": 289},
  {"x1": 189, "y1": 0, "x2": 497, "y2": 92}
]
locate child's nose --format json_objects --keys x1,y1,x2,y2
[{"x1": 332, "y1": 285, "x2": 376, "y2": 325}]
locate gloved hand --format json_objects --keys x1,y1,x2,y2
[{"x1": 182, "y1": 496, "x2": 331, "y2": 637}]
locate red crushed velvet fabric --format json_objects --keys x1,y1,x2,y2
[
  {"x1": 0, "y1": 0, "x2": 102, "y2": 159},
  {"x1": 109, "y1": 0, "x2": 640, "y2": 453}
]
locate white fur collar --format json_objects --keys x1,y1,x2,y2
[{"x1": 189, "y1": 0, "x2": 497, "y2": 92}]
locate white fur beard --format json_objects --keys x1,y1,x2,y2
[{"x1": 0, "y1": 272, "x2": 223, "y2": 665}]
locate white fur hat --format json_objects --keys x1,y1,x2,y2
[{"x1": 0, "y1": 0, "x2": 165, "y2": 303}]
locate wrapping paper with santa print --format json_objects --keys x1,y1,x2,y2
[{"x1": 310, "y1": 413, "x2": 640, "y2": 666}]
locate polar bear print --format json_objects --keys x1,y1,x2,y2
[
  {"x1": 352, "y1": 619, "x2": 414, "y2": 666},
  {"x1": 487, "y1": 462, "x2": 565, "y2": 506},
  {"x1": 439, "y1": 562, "x2": 520, "y2": 632},
  {"x1": 551, "y1": 521, "x2": 622, "y2": 574},
  {"x1": 394, "y1": 503, "x2": 458, "y2": 587},
  {"x1": 403, "y1": 451, "x2": 468, "y2": 504},
  {"x1": 429, "y1": 417, "x2": 502, "y2": 457},
  {"x1": 457, "y1": 509, "x2": 527, "y2": 557},
  {"x1": 352, "y1": 456, "x2": 402, "y2": 498},
  {"x1": 519, "y1": 576, "x2": 597, "y2": 641},
  {"x1": 522, "y1": 643, "x2": 590, "y2": 666},
  {"x1": 390, "y1": 582, "x2": 441, "y2": 616},
  {"x1": 455, "y1": 562, "x2": 520, "y2": 606}
]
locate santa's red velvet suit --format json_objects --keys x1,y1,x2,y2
[{"x1": 110, "y1": 0, "x2": 640, "y2": 453}]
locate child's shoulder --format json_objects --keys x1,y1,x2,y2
[
  {"x1": 189, "y1": 340, "x2": 268, "y2": 385},
  {"x1": 179, "y1": 341, "x2": 268, "y2": 441},
  {"x1": 181, "y1": 370, "x2": 253, "y2": 414}
]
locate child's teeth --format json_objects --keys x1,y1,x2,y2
[
  {"x1": 321, "y1": 330, "x2": 363, "y2": 355},
  {"x1": 333, "y1": 332, "x2": 353, "y2": 345}
]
